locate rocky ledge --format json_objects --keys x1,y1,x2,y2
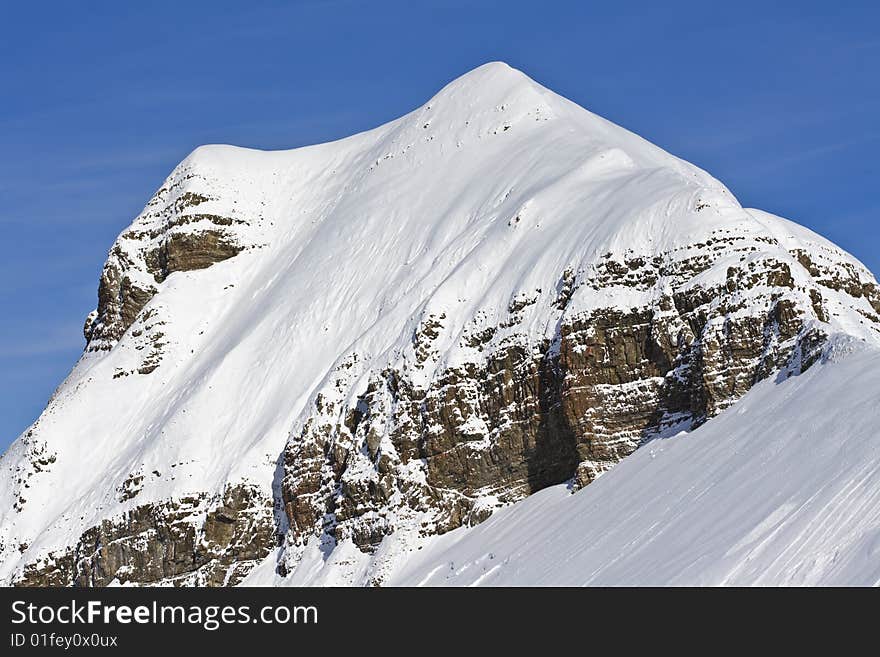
[
  {"x1": 83, "y1": 168, "x2": 253, "y2": 354},
  {"x1": 15, "y1": 484, "x2": 275, "y2": 587}
]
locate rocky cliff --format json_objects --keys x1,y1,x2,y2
[
  {"x1": 2, "y1": 62, "x2": 878, "y2": 586},
  {"x1": 278, "y1": 218, "x2": 879, "y2": 563}
]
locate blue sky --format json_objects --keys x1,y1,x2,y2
[{"x1": 1, "y1": 0, "x2": 878, "y2": 452}]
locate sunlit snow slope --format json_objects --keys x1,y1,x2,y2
[{"x1": 387, "y1": 337, "x2": 880, "y2": 586}]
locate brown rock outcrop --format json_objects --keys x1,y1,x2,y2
[{"x1": 15, "y1": 484, "x2": 274, "y2": 587}]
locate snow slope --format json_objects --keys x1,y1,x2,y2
[{"x1": 382, "y1": 337, "x2": 880, "y2": 586}]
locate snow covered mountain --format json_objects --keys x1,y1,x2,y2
[{"x1": 2, "y1": 62, "x2": 879, "y2": 586}]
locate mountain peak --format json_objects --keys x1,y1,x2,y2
[
  {"x1": 447, "y1": 60, "x2": 531, "y2": 87},
  {"x1": 415, "y1": 60, "x2": 551, "y2": 123},
  {"x1": 3, "y1": 63, "x2": 880, "y2": 588},
  {"x1": 401, "y1": 61, "x2": 717, "y2": 192}
]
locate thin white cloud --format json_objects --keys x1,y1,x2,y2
[{"x1": 737, "y1": 132, "x2": 880, "y2": 178}]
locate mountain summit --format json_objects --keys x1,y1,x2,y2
[{"x1": 2, "y1": 63, "x2": 879, "y2": 586}]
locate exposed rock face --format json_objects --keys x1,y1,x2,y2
[
  {"x1": 279, "y1": 230, "x2": 877, "y2": 559},
  {"x1": 15, "y1": 484, "x2": 275, "y2": 587},
  {"x1": 83, "y1": 171, "x2": 247, "y2": 352}
]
